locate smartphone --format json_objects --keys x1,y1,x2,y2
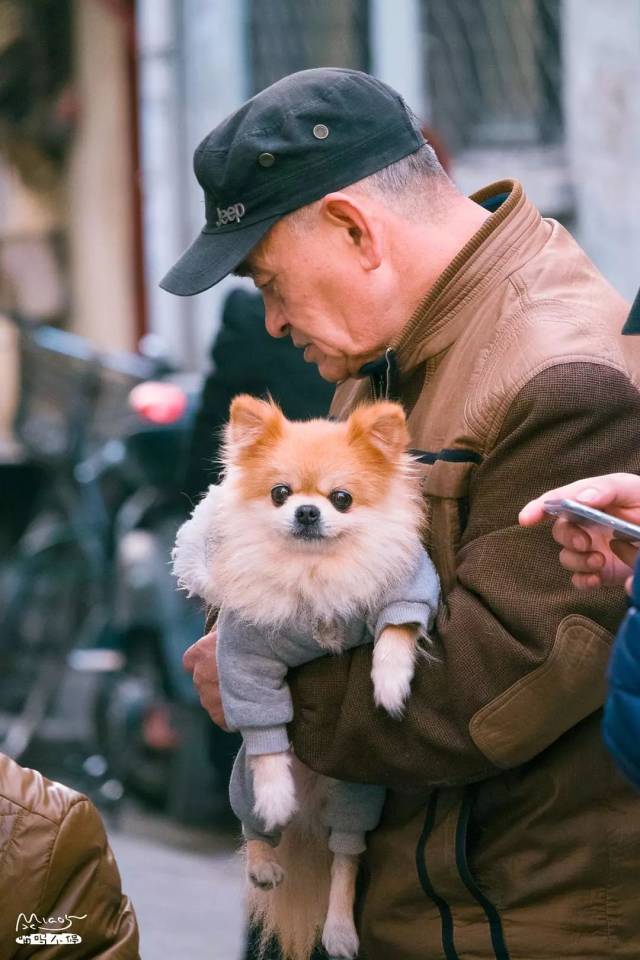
[{"x1": 543, "y1": 498, "x2": 640, "y2": 544}]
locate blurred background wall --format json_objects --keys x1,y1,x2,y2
[{"x1": 2, "y1": 0, "x2": 640, "y2": 371}]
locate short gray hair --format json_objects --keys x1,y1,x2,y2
[{"x1": 286, "y1": 140, "x2": 452, "y2": 230}]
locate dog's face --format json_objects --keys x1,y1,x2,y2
[{"x1": 223, "y1": 396, "x2": 411, "y2": 551}]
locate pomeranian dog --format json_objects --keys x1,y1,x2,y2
[{"x1": 173, "y1": 396, "x2": 439, "y2": 960}]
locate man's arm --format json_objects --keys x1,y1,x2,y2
[
  {"x1": 288, "y1": 363, "x2": 640, "y2": 789},
  {"x1": 37, "y1": 798, "x2": 139, "y2": 959}
]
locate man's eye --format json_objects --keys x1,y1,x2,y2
[
  {"x1": 271, "y1": 484, "x2": 292, "y2": 506},
  {"x1": 329, "y1": 490, "x2": 353, "y2": 512}
]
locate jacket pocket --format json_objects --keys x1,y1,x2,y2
[
  {"x1": 468, "y1": 615, "x2": 612, "y2": 768},
  {"x1": 417, "y1": 457, "x2": 479, "y2": 595}
]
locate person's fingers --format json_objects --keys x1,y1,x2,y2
[
  {"x1": 580, "y1": 473, "x2": 640, "y2": 510},
  {"x1": 182, "y1": 642, "x2": 198, "y2": 673},
  {"x1": 519, "y1": 473, "x2": 640, "y2": 527},
  {"x1": 182, "y1": 628, "x2": 217, "y2": 672},
  {"x1": 626, "y1": 574, "x2": 634, "y2": 597},
  {"x1": 611, "y1": 539, "x2": 639, "y2": 570},
  {"x1": 197, "y1": 690, "x2": 227, "y2": 728},
  {"x1": 519, "y1": 481, "x2": 603, "y2": 526},
  {"x1": 518, "y1": 499, "x2": 551, "y2": 526},
  {"x1": 195, "y1": 682, "x2": 226, "y2": 724},
  {"x1": 192, "y1": 652, "x2": 220, "y2": 690},
  {"x1": 194, "y1": 676, "x2": 228, "y2": 729},
  {"x1": 184, "y1": 629, "x2": 227, "y2": 728},
  {"x1": 571, "y1": 572, "x2": 604, "y2": 590},
  {"x1": 551, "y1": 518, "x2": 593, "y2": 552},
  {"x1": 558, "y1": 547, "x2": 605, "y2": 574}
]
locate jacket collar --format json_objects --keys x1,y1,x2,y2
[{"x1": 389, "y1": 179, "x2": 544, "y2": 372}]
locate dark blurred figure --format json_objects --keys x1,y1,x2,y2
[{"x1": 183, "y1": 288, "x2": 333, "y2": 501}]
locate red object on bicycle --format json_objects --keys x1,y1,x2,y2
[{"x1": 128, "y1": 382, "x2": 188, "y2": 424}]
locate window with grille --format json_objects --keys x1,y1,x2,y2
[
  {"x1": 248, "y1": 0, "x2": 369, "y2": 95},
  {"x1": 422, "y1": 0, "x2": 562, "y2": 153}
]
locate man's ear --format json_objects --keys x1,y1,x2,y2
[
  {"x1": 227, "y1": 394, "x2": 283, "y2": 450},
  {"x1": 347, "y1": 402, "x2": 409, "y2": 461},
  {"x1": 319, "y1": 192, "x2": 382, "y2": 271}
]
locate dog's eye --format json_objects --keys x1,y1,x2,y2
[
  {"x1": 329, "y1": 490, "x2": 353, "y2": 512},
  {"x1": 271, "y1": 484, "x2": 292, "y2": 506}
]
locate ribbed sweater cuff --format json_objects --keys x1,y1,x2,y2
[
  {"x1": 243, "y1": 725, "x2": 290, "y2": 756},
  {"x1": 375, "y1": 601, "x2": 430, "y2": 641},
  {"x1": 328, "y1": 831, "x2": 367, "y2": 855}
]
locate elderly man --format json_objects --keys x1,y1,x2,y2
[{"x1": 163, "y1": 69, "x2": 640, "y2": 959}]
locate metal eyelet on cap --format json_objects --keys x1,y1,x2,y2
[
  {"x1": 313, "y1": 124, "x2": 329, "y2": 140},
  {"x1": 257, "y1": 151, "x2": 275, "y2": 168}
]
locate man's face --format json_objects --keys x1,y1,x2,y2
[{"x1": 241, "y1": 211, "x2": 389, "y2": 382}]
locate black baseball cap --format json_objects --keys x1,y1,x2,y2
[{"x1": 160, "y1": 68, "x2": 424, "y2": 297}]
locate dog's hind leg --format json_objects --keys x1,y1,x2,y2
[
  {"x1": 246, "y1": 839, "x2": 285, "y2": 890},
  {"x1": 321, "y1": 852, "x2": 360, "y2": 959}
]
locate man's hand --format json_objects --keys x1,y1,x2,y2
[
  {"x1": 182, "y1": 627, "x2": 228, "y2": 728},
  {"x1": 519, "y1": 473, "x2": 640, "y2": 590}
]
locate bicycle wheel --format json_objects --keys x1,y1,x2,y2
[{"x1": 0, "y1": 532, "x2": 93, "y2": 759}]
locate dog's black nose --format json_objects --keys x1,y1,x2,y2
[{"x1": 295, "y1": 504, "x2": 321, "y2": 526}]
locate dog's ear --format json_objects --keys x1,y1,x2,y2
[
  {"x1": 347, "y1": 402, "x2": 409, "y2": 461},
  {"x1": 226, "y1": 394, "x2": 284, "y2": 451}
]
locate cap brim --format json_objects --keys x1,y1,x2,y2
[
  {"x1": 622, "y1": 287, "x2": 640, "y2": 335},
  {"x1": 159, "y1": 215, "x2": 280, "y2": 296}
]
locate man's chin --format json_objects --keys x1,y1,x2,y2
[{"x1": 313, "y1": 354, "x2": 349, "y2": 383}]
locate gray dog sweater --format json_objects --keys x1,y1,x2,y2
[{"x1": 218, "y1": 547, "x2": 440, "y2": 852}]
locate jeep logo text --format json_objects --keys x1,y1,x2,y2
[{"x1": 215, "y1": 202, "x2": 245, "y2": 227}]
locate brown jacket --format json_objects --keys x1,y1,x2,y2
[
  {"x1": 289, "y1": 180, "x2": 640, "y2": 959},
  {"x1": 0, "y1": 754, "x2": 139, "y2": 959}
]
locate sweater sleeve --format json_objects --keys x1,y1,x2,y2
[
  {"x1": 372, "y1": 546, "x2": 441, "y2": 641},
  {"x1": 216, "y1": 610, "x2": 292, "y2": 755},
  {"x1": 288, "y1": 363, "x2": 640, "y2": 788}
]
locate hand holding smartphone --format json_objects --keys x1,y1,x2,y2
[{"x1": 543, "y1": 498, "x2": 640, "y2": 544}]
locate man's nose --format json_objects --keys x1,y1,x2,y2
[{"x1": 264, "y1": 308, "x2": 290, "y2": 339}]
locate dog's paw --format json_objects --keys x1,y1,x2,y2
[
  {"x1": 251, "y1": 753, "x2": 298, "y2": 831},
  {"x1": 371, "y1": 664, "x2": 412, "y2": 717},
  {"x1": 253, "y1": 778, "x2": 298, "y2": 831},
  {"x1": 371, "y1": 627, "x2": 417, "y2": 718},
  {"x1": 248, "y1": 858, "x2": 285, "y2": 890},
  {"x1": 322, "y1": 917, "x2": 359, "y2": 959}
]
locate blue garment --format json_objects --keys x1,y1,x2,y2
[{"x1": 602, "y1": 555, "x2": 640, "y2": 789}]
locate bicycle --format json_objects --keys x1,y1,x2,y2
[{"x1": 0, "y1": 313, "x2": 157, "y2": 768}]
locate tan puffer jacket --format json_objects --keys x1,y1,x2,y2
[{"x1": 0, "y1": 753, "x2": 139, "y2": 958}]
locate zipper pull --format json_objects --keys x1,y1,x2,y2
[{"x1": 359, "y1": 348, "x2": 399, "y2": 401}]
